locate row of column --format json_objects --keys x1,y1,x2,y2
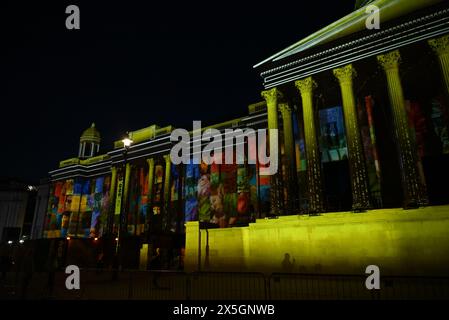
[
  {"x1": 262, "y1": 34, "x2": 449, "y2": 213},
  {"x1": 107, "y1": 154, "x2": 172, "y2": 235},
  {"x1": 78, "y1": 141, "x2": 100, "y2": 158},
  {"x1": 105, "y1": 34, "x2": 449, "y2": 220}
]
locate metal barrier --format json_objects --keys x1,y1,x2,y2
[
  {"x1": 189, "y1": 272, "x2": 266, "y2": 300},
  {"x1": 2, "y1": 270, "x2": 449, "y2": 300},
  {"x1": 380, "y1": 276, "x2": 449, "y2": 300},
  {"x1": 129, "y1": 271, "x2": 187, "y2": 300},
  {"x1": 269, "y1": 273, "x2": 375, "y2": 300},
  {"x1": 269, "y1": 274, "x2": 449, "y2": 300},
  {"x1": 81, "y1": 270, "x2": 130, "y2": 300}
]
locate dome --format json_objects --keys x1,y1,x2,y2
[{"x1": 80, "y1": 123, "x2": 101, "y2": 143}]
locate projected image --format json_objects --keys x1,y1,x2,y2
[
  {"x1": 168, "y1": 164, "x2": 182, "y2": 232},
  {"x1": 44, "y1": 176, "x2": 111, "y2": 239},
  {"x1": 183, "y1": 160, "x2": 257, "y2": 228},
  {"x1": 319, "y1": 106, "x2": 348, "y2": 162},
  {"x1": 293, "y1": 113, "x2": 306, "y2": 172},
  {"x1": 184, "y1": 163, "x2": 200, "y2": 222},
  {"x1": 126, "y1": 166, "x2": 149, "y2": 236}
]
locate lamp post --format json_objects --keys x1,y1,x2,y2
[{"x1": 116, "y1": 132, "x2": 133, "y2": 268}]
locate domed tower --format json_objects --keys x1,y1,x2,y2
[{"x1": 79, "y1": 123, "x2": 101, "y2": 159}]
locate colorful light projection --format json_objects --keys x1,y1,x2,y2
[
  {"x1": 127, "y1": 166, "x2": 149, "y2": 236},
  {"x1": 44, "y1": 176, "x2": 111, "y2": 239},
  {"x1": 429, "y1": 98, "x2": 449, "y2": 155},
  {"x1": 404, "y1": 97, "x2": 449, "y2": 157},
  {"x1": 183, "y1": 149, "x2": 265, "y2": 228},
  {"x1": 168, "y1": 163, "x2": 183, "y2": 232},
  {"x1": 319, "y1": 106, "x2": 348, "y2": 163},
  {"x1": 293, "y1": 112, "x2": 306, "y2": 172},
  {"x1": 357, "y1": 97, "x2": 381, "y2": 198}
]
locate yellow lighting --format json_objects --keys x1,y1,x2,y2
[{"x1": 66, "y1": 237, "x2": 71, "y2": 240}]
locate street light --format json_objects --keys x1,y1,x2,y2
[
  {"x1": 122, "y1": 136, "x2": 133, "y2": 149},
  {"x1": 116, "y1": 132, "x2": 133, "y2": 268}
]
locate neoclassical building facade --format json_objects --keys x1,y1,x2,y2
[
  {"x1": 254, "y1": 0, "x2": 449, "y2": 214},
  {"x1": 41, "y1": 0, "x2": 449, "y2": 272}
]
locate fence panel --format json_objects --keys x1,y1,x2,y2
[
  {"x1": 269, "y1": 273, "x2": 374, "y2": 300},
  {"x1": 80, "y1": 270, "x2": 130, "y2": 300},
  {"x1": 53, "y1": 271, "x2": 83, "y2": 300},
  {"x1": 3, "y1": 269, "x2": 449, "y2": 300},
  {"x1": 21, "y1": 272, "x2": 48, "y2": 300},
  {"x1": 130, "y1": 271, "x2": 187, "y2": 300},
  {"x1": 189, "y1": 272, "x2": 266, "y2": 300},
  {"x1": 380, "y1": 277, "x2": 449, "y2": 300}
]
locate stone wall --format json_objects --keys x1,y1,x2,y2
[{"x1": 185, "y1": 206, "x2": 449, "y2": 276}]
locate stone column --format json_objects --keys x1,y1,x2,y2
[
  {"x1": 81, "y1": 143, "x2": 85, "y2": 158},
  {"x1": 429, "y1": 34, "x2": 449, "y2": 96},
  {"x1": 279, "y1": 103, "x2": 296, "y2": 214},
  {"x1": 261, "y1": 88, "x2": 283, "y2": 215},
  {"x1": 295, "y1": 77, "x2": 325, "y2": 213},
  {"x1": 146, "y1": 158, "x2": 155, "y2": 233},
  {"x1": 108, "y1": 166, "x2": 117, "y2": 233},
  {"x1": 163, "y1": 155, "x2": 172, "y2": 205},
  {"x1": 163, "y1": 154, "x2": 172, "y2": 229},
  {"x1": 334, "y1": 64, "x2": 370, "y2": 211},
  {"x1": 146, "y1": 159, "x2": 155, "y2": 199},
  {"x1": 377, "y1": 50, "x2": 426, "y2": 208},
  {"x1": 122, "y1": 162, "x2": 132, "y2": 232}
]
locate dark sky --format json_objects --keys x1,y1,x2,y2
[{"x1": 2, "y1": 1, "x2": 355, "y2": 183}]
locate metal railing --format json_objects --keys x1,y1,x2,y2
[{"x1": 1, "y1": 270, "x2": 449, "y2": 300}]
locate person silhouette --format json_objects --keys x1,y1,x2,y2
[{"x1": 281, "y1": 253, "x2": 296, "y2": 273}]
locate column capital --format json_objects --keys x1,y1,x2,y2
[
  {"x1": 429, "y1": 35, "x2": 449, "y2": 56},
  {"x1": 278, "y1": 103, "x2": 292, "y2": 116},
  {"x1": 261, "y1": 88, "x2": 282, "y2": 105},
  {"x1": 163, "y1": 154, "x2": 171, "y2": 163},
  {"x1": 377, "y1": 50, "x2": 401, "y2": 71},
  {"x1": 333, "y1": 64, "x2": 357, "y2": 84},
  {"x1": 295, "y1": 77, "x2": 316, "y2": 95},
  {"x1": 146, "y1": 158, "x2": 154, "y2": 165}
]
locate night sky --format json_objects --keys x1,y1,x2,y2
[{"x1": 2, "y1": 1, "x2": 355, "y2": 183}]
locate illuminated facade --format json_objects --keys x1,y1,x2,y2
[
  {"x1": 254, "y1": 0, "x2": 449, "y2": 213},
  {"x1": 184, "y1": 0, "x2": 449, "y2": 274},
  {"x1": 44, "y1": 113, "x2": 275, "y2": 268},
  {"x1": 42, "y1": 0, "x2": 449, "y2": 272}
]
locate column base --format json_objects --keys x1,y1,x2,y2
[
  {"x1": 403, "y1": 200, "x2": 420, "y2": 210},
  {"x1": 352, "y1": 203, "x2": 369, "y2": 213},
  {"x1": 308, "y1": 211, "x2": 322, "y2": 217}
]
